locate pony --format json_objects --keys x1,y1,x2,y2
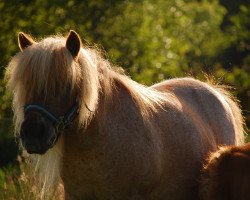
[
  {"x1": 6, "y1": 30, "x2": 245, "y2": 200},
  {"x1": 199, "y1": 143, "x2": 250, "y2": 200}
]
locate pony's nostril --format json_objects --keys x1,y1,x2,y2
[{"x1": 21, "y1": 118, "x2": 47, "y2": 139}]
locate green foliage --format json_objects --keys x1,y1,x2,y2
[
  {"x1": 0, "y1": 80, "x2": 12, "y2": 137},
  {"x1": 97, "y1": 0, "x2": 229, "y2": 84},
  {"x1": 229, "y1": 5, "x2": 250, "y2": 45}
]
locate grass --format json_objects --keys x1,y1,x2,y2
[{"x1": 0, "y1": 156, "x2": 64, "y2": 200}]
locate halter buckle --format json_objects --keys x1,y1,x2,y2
[{"x1": 56, "y1": 117, "x2": 66, "y2": 132}]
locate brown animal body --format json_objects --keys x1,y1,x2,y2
[
  {"x1": 199, "y1": 143, "x2": 250, "y2": 200},
  {"x1": 6, "y1": 30, "x2": 245, "y2": 200}
]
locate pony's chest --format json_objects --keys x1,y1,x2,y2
[
  {"x1": 61, "y1": 152, "x2": 133, "y2": 200},
  {"x1": 60, "y1": 133, "x2": 155, "y2": 199},
  {"x1": 61, "y1": 133, "x2": 119, "y2": 198},
  {"x1": 61, "y1": 147, "x2": 107, "y2": 197}
]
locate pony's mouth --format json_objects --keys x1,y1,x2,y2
[
  {"x1": 21, "y1": 133, "x2": 57, "y2": 155},
  {"x1": 26, "y1": 146, "x2": 47, "y2": 155}
]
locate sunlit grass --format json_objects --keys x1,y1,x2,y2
[{"x1": 0, "y1": 156, "x2": 64, "y2": 200}]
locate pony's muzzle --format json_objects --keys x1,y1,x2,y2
[{"x1": 20, "y1": 111, "x2": 56, "y2": 154}]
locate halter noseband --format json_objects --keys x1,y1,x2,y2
[{"x1": 24, "y1": 102, "x2": 80, "y2": 140}]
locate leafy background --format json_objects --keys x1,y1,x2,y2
[{"x1": 0, "y1": 0, "x2": 249, "y2": 198}]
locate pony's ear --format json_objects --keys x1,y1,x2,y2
[
  {"x1": 18, "y1": 32, "x2": 35, "y2": 51},
  {"x1": 66, "y1": 30, "x2": 82, "y2": 58}
]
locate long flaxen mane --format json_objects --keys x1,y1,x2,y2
[{"x1": 5, "y1": 33, "x2": 167, "y2": 196}]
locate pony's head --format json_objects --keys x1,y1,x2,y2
[{"x1": 6, "y1": 30, "x2": 99, "y2": 154}]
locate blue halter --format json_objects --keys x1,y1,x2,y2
[{"x1": 24, "y1": 102, "x2": 80, "y2": 133}]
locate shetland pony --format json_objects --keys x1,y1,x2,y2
[
  {"x1": 6, "y1": 30, "x2": 245, "y2": 200},
  {"x1": 199, "y1": 143, "x2": 250, "y2": 200}
]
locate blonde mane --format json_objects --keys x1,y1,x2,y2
[{"x1": 6, "y1": 35, "x2": 168, "y2": 197}]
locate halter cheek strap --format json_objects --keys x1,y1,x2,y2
[{"x1": 24, "y1": 102, "x2": 80, "y2": 133}]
